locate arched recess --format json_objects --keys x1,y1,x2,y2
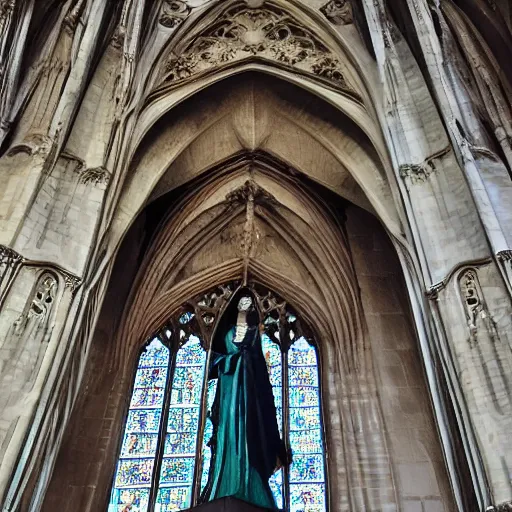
[
  {"x1": 105, "y1": 73, "x2": 406, "y2": 270},
  {"x1": 41, "y1": 154, "x2": 455, "y2": 511}
]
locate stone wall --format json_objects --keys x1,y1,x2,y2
[{"x1": 347, "y1": 206, "x2": 455, "y2": 511}]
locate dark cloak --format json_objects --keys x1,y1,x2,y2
[{"x1": 202, "y1": 292, "x2": 289, "y2": 509}]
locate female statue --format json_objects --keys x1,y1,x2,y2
[{"x1": 202, "y1": 292, "x2": 290, "y2": 509}]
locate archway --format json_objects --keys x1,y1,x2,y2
[{"x1": 41, "y1": 145, "x2": 454, "y2": 511}]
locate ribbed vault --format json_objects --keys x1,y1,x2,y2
[{"x1": 107, "y1": 73, "x2": 404, "y2": 264}]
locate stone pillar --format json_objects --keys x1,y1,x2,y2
[{"x1": 0, "y1": 245, "x2": 81, "y2": 505}]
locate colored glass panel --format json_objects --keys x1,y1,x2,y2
[
  {"x1": 261, "y1": 334, "x2": 284, "y2": 504},
  {"x1": 126, "y1": 410, "x2": 162, "y2": 433},
  {"x1": 288, "y1": 337, "x2": 325, "y2": 511},
  {"x1": 108, "y1": 338, "x2": 169, "y2": 512},
  {"x1": 289, "y1": 386, "x2": 319, "y2": 407},
  {"x1": 156, "y1": 335, "x2": 207, "y2": 511},
  {"x1": 120, "y1": 433, "x2": 159, "y2": 458},
  {"x1": 200, "y1": 377, "x2": 218, "y2": 494},
  {"x1": 156, "y1": 488, "x2": 190, "y2": 511},
  {"x1": 290, "y1": 483, "x2": 326, "y2": 512},
  {"x1": 109, "y1": 488, "x2": 150, "y2": 512}
]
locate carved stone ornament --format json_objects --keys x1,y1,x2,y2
[
  {"x1": 63, "y1": 272, "x2": 81, "y2": 294},
  {"x1": 459, "y1": 269, "x2": 498, "y2": 346},
  {"x1": 497, "y1": 250, "x2": 512, "y2": 262},
  {"x1": 0, "y1": 0, "x2": 15, "y2": 18},
  {"x1": 460, "y1": 270, "x2": 482, "y2": 333},
  {"x1": 487, "y1": 501, "x2": 512, "y2": 512},
  {"x1": 320, "y1": 0, "x2": 353, "y2": 26},
  {"x1": 79, "y1": 166, "x2": 111, "y2": 186},
  {"x1": 111, "y1": 24, "x2": 126, "y2": 50},
  {"x1": 164, "y1": 2, "x2": 354, "y2": 94},
  {"x1": 159, "y1": 0, "x2": 191, "y2": 28},
  {"x1": 25, "y1": 275, "x2": 57, "y2": 321},
  {"x1": 0, "y1": 245, "x2": 23, "y2": 305},
  {"x1": 399, "y1": 146, "x2": 451, "y2": 184},
  {"x1": 225, "y1": 179, "x2": 277, "y2": 207}
]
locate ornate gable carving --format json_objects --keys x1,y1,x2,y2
[
  {"x1": 159, "y1": 0, "x2": 191, "y2": 28},
  {"x1": 320, "y1": 0, "x2": 353, "y2": 26},
  {"x1": 163, "y1": 2, "x2": 355, "y2": 95}
]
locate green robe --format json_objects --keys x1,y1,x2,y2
[{"x1": 202, "y1": 325, "x2": 286, "y2": 509}]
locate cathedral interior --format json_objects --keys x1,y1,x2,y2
[{"x1": 0, "y1": 0, "x2": 511, "y2": 511}]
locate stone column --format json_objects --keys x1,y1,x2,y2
[{"x1": 0, "y1": 245, "x2": 81, "y2": 505}]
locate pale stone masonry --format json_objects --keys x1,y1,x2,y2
[{"x1": 0, "y1": 0, "x2": 511, "y2": 511}]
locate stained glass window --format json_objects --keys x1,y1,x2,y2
[
  {"x1": 109, "y1": 286, "x2": 327, "y2": 512},
  {"x1": 156, "y1": 334, "x2": 207, "y2": 511},
  {"x1": 288, "y1": 337, "x2": 326, "y2": 512},
  {"x1": 109, "y1": 338, "x2": 170, "y2": 512}
]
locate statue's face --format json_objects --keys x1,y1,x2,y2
[{"x1": 237, "y1": 296, "x2": 252, "y2": 311}]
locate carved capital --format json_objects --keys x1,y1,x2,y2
[
  {"x1": 320, "y1": 0, "x2": 353, "y2": 25},
  {"x1": 399, "y1": 163, "x2": 432, "y2": 183},
  {"x1": 0, "y1": 0, "x2": 15, "y2": 18},
  {"x1": 497, "y1": 250, "x2": 512, "y2": 262},
  {"x1": 79, "y1": 166, "x2": 111, "y2": 186},
  {"x1": 63, "y1": 272, "x2": 81, "y2": 295},
  {"x1": 426, "y1": 281, "x2": 445, "y2": 300},
  {"x1": 399, "y1": 146, "x2": 451, "y2": 184},
  {"x1": 159, "y1": 0, "x2": 191, "y2": 28},
  {"x1": 7, "y1": 134, "x2": 54, "y2": 158}
]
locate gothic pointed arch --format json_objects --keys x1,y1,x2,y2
[{"x1": 107, "y1": 73, "x2": 406, "y2": 275}]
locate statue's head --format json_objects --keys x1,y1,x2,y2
[{"x1": 237, "y1": 295, "x2": 253, "y2": 311}]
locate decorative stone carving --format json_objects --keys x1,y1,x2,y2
[
  {"x1": 111, "y1": 24, "x2": 126, "y2": 50},
  {"x1": 459, "y1": 270, "x2": 482, "y2": 334},
  {"x1": 0, "y1": 245, "x2": 23, "y2": 307},
  {"x1": 0, "y1": 0, "x2": 15, "y2": 19},
  {"x1": 159, "y1": 0, "x2": 191, "y2": 28},
  {"x1": 79, "y1": 166, "x2": 111, "y2": 186},
  {"x1": 487, "y1": 501, "x2": 512, "y2": 512},
  {"x1": 497, "y1": 250, "x2": 512, "y2": 262},
  {"x1": 459, "y1": 269, "x2": 498, "y2": 346},
  {"x1": 63, "y1": 0, "x2": 85, "y2": 36},
  {"x1": 6, "y1": 134, "x2": 53, "y2": 158},
  {"x1": 164, "y1": 3, "x2": 354, "y2": 93},
  {"x1": 426, "y1": 281, "x2": 445, "y2": 300},
  {"x1": 225, "y1": 179, "x2": 277, "y2": 207},
  {"x1": 320, "y1": 0, "x2": 353, "y2": 26},
  {"x1": 0, "y1": 273, "x2": 58, "y2": 455},
  {"x1": 181, "y1": 284, "x2": 235, "y2": 342},
  {"x1": 63, "y1": 272, "x2": 81, "y2": 295},
  {"x1": 399, "y1": 146, "x2": 451, "y2": 184}
]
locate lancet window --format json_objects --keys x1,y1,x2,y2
[{"x1": 108, "y1": 284, "x2": 327, "y2": 512}]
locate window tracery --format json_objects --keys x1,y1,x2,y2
[{"x1": 108, "y1": 284, "x2": 326, "y2": 512}]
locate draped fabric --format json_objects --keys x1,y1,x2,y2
[{"x1": 202, "y1": 302, "x2": 288, "y2": 509}]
